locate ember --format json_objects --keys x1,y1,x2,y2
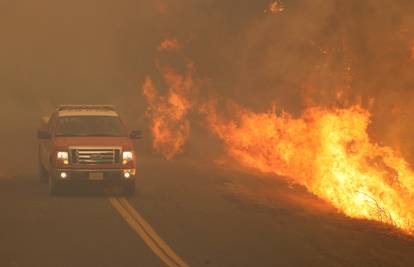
[
  {"x1": 158, "y1": 39, "x2": 181, "y2": 52},
  {"x1": 265, "y1": 1, "x2": 284, "y2": 14}
]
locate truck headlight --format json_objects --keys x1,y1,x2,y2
[
  {"x1": 57, "y1": 151, "x2": 69, "y2": 165},
  {"x1": 122, "y1": 151, "x2": 133, "y2": 164}
]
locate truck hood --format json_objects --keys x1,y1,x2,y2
[{"x1": 53, "y1": 136, "x2": 134, "y2": 150}]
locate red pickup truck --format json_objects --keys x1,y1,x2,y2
[{"x1": 37, "y1": 105, "x2": 141, "y2": 196}]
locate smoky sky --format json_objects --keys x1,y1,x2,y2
[{"x1": 1, "y1": 0, "x2": 414, "y2": 171}]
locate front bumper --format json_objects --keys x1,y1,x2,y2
[{"x1": 51, "y1": 168, "x2": 136, "y2": 184}]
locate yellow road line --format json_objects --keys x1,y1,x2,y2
[
  {"x1": 109, "y1": 197, "x2": 190, "y2": 267},
  {"x1": 109, "y1": 198, "x2": 179, "y2": 267},
  {"x1": 118, "y1": 198, "x2": 190, "y2": 267}
]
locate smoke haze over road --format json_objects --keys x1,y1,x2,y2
[{"x1": 2, "y1": 0, "x2": 414, "y2": 169}]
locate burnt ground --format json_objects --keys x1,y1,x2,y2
[{"x1": 0, "y1": 157, "x2": 413, "y2": 267}]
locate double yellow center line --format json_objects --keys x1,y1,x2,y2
[{"x1": 109, "y1": 197, "x2": 190, "y2": 267}]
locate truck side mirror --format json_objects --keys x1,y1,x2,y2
[
  {"x1": 129, "y1": 130, "x2": 142, "y2": 139},
  {"x1": 37, "y1": 130, "x2": 51, "y2": 140}
]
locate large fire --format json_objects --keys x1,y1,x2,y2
[
  {"x1": 143, "y1": 62, "x2": 414, "y2": 234},
  {"x1": 203, "y1": 101, "x2": 414, "y2": 234},
  {"x1": 143, "y1": 32, "x2": 414, "y2": 234}
]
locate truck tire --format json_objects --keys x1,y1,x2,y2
[
  {"x1": 38, "y1": 161, "x2": 48, "y2": 183},
  {"x1": 123, "y1": 181, "x2": 135, "y2": 196},
  {"x1": 49, "y1": 177, "x2": 63, "y2": 196}
]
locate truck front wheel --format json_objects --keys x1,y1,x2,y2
[
  {"x1": 49, "y1": 177, "x2": 63, "y2": 196},
  {"x1": 123, "y1": 181, "x2": 135, "y2": 196},
  {"x1": 38, "y1": 161, "x2": 48, "y2": 183}
]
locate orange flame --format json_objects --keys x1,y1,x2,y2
[
  {"x1": 155, "y1": 0, "x2": 167, "y2": 14},
  {"x1": 203, "y1": 101, "x2": 414, "y2": 234},
  {"x1": 143, "y1": 61, "x2": 414, "y2": 234},
  {"x1": 265, "y1": 1, "x2": 284, "y2": 14},
  {"x1": 410, "y1": 41, "x2": 414, "y2": 60},
  {"x1": 158, "y1": 39, "x2": 181, "y2": 52},
  {"x1": 143, "y1": 64, "x2": 196, "y2": 159}
]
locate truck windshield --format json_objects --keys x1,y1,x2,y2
[{"x1": 55, "y1": 116, "x2": 127, "y2": 137}]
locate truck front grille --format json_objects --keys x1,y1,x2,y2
[{"x1": 70, "y1": 147, "x2": 121, "y2": 165}]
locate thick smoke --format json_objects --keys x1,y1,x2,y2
[
  {"x1": 154, "y1": 0, "x2": 414, "y2": 163},
  {"x1": 1, "y1": 0, "x2": 414, "y2": 173}
]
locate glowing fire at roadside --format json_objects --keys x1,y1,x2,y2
[
  {"x1": 203, "y1": 102, "x2": 414, "y2": 234},
  {"x1": 143, "y1": 64, "x2": 196, "y2": 159},
  {"x1": 143, "y1": 61, "x2": 414, "y2": 234},
  {"x1": 144, "y1": 34, "x2": 414, "y2": 234}
]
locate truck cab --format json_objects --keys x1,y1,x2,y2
[{"x1": 38, "y1": 105, "x2": 141, "y2": 195}]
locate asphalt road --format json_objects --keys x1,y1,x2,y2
[{"x1": 1, "y1": 157, "x2": 414, "y2": 267}]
